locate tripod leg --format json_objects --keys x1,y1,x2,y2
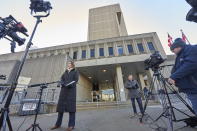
[
  {"x1": 2, "y1": 110, "x2": 9, "y2": 131},
  {"x1": 157, "y1": 74, "x2": 174, "y2": 131},
  {"x1": 26, "y1": 125, "x2": 32, "y2": 131},
  {"x1": 7, "y1": 116, "x2": 13, "y2": 131},
  {"x1": 37, "y1": 125, "x2": 43, "y2": 131},
  {"x1": 144, "y1": 76, "x2": 157, "y2": 112},
  {"x1": 0, "y1": 111, "x2": 4, "y2": 129},
  {"x1": 160, "y1": 74, "x2": 196, "y2": 115},
  {"x1": 154, "y1": 110, "x2": 166, "y2": 122},
  {"x1": 140, "y1": 76, "x2": 157, "y2": 122}
]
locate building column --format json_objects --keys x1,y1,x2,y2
[
  {"x1": 69, "y1": 48, "x2": 74, "y2": 59},
  {"x1": 113, "y1": 42, "x2": 118, "y2": 56},
  {"x1": 61, "y1": 49, "x2": 66, "y2": 54},
  {"x1": 86, "y1": 45, "x2": 90, "y2": 59},
  {"x1": 77, "y1": 46, "x2": 82, "y2": 60},
  {"x1": 138, "y1": 74, "x2": 146, "y2": 90},
  {"x1": 104, "y1": 43, "x2": 108, "y2": 57},
  {"x1": 123, "y1": 41, "x2": 129, "y2": 55},
  {"x1": 95, "y1": 44, "x2": 99, "y2": 58},
  {"x1": 133, "y1": 39, "x2": 139, "y2": 55},
  {"x1": 142, "y1": 38, "x2": 150, "y2": 53},
  {"x1": 116, "y1": 65, "x2": 126, "y2": 102}
]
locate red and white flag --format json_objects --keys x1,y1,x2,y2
[
  {"x1": 181, "y1": 30, "x2": 187, "y2": 43},
  {"x1": 168, "y1": 33, "x2": 173, "y2": 47}
]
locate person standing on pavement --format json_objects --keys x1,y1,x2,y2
[
  {"x1": 125, "y1": 74, "x2": 144, "y2": 116},
  {"x1": 51, "y1": 61, "x2": 79, "y2": 131}
]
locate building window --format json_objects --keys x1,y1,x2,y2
[
  {"x1": 90, "y1": 49, "x2": 95, "y2": 58},
  {"x1": 147, "y1": 42, "x2": 155, "y2": 51},
  {"x1": 82, "y1": 50, "x2": 86, "y2": 59},
  {"x1": 127, "y1": 44, "x2": 133, "y2": 54},
  {"x1": 99, "y1": 48, "x2": 104, "y2": 57},
  {"x1": 117, "y1": 45, "x2": 123, "y2": 55},
  {"x1": 137, "y1": 43, "x2": 144, "y2": 53},
  {"x1": 117, "y1": 12, "x2": 122, "y2": 24},
  {"x1": 108, "y1": 47, "x2": 114, "y2": 56},
  {"x1": 73, "y1": 51, "x2": 78, "y2": 60}
]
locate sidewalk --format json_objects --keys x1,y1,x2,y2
[{"x1": 10, "y1": 106, "x2": 197, "y2": 131}]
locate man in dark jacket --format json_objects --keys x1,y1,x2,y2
[
  {"x1": 168, "y1": 38, "x2": 197, "y2": 115},
  {"x1": 51, "y1": 61, "x2": 79, "y2": 131},
  {"x1": 125, "y1": 75, "x2": 144, "y2": 116}
]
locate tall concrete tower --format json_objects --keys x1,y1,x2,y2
[{"x1": 88, "y1": 4, "x2": 128, "y2": 41}]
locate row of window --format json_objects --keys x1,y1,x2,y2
[{"x1": 72, "y1": 42, "x2": 155, "y2": 60}]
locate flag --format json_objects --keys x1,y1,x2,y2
[
  {"x1": 181, "y1": 30, "x2": 187, "y2": 42},
  {"x1": 168, "y1": 33, "x2": 173, "y2": 47},
  {"x1": 180, "y1": 29, "x2": 190, "y2": 44}
]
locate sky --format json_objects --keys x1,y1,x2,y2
[{"x1": 0, "y1": 0, "x2": 196, "y2": 55}]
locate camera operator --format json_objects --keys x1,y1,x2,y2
[
  {"x1": 168, "y1": 38, "x2": 197, "y2": 115},
  {"x1": 51, "y1": 61, "x2": 79, "y2": 131},
  {"x1": 125, "y1": 74, "x2": 144, "y2": 117}
]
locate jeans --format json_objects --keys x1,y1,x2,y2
[
  {"x1": 55, "y1": 112, "x2": 76, "y2": 127},
  {"x1": 131, "y1": 98, "x2": 144, "y2": 114},
  {"x1": 186, "y1": 93, "x2": 197, "y2": 115}
]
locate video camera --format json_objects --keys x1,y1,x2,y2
[
  {"x1": 186, "y1": 0, "x2": 197, "y2": 23},
  {"x1": 30, "y1": 0, "x2": 52, "y2": 14},
  {"x1": 0, "y1": 75, "x2": 6, "y2": 80},
  {"x1": 0, "y1": 15, "x2": 28, "y2": 52},
  {"x1": 144, "y1": 51, "x2": 165, "y2": 71}
]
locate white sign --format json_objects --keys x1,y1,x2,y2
[
  {"x1": 18, "y1": 76, "x2": 31, "y2": 85},
  {"x1": 16, "y1": 76, "x2": 31, "y2": 91},
  {"x1": 22, "y1": 103, "x2": 37, "y2": 111}
]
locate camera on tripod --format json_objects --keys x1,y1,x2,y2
[
  {"x1": 186, "y1": 0, "x2": 197, "y2": 23},
  {"x1": 0, "y1": 15, "x2": 28, "y2": 52},
  {"x1": 144, "y1": 51, "x2": 165, "y2": 71},
  {"x1": 30, "y1": 0, "x2": 52, "y2": 14}
]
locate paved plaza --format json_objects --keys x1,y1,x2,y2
[{"x1": 10, "y1": 105, "x2": 197, "y2": 131}]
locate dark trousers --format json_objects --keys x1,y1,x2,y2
[
  {"x1": 55, "y1": 112, "x2": 76, "y2": 127},
  {"x1": 186, "y1": 93, "x2": 197, "y2": 115},
  {"x1": 131, "y1": 98, "x2": 144, "y2": 114}
]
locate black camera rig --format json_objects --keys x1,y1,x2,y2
[
  {"x1": 142, "y1": 51, "x2": 197, "y2": 130},
  {"x1": 0, "y1": 15, "x2": 28, "y2": 53},
  {"x1": 0, "y1": 1, "x2": 52, "y2": 131},
  {"x1": 30, "y1": 0, "x2": 52, "y2": 14},
  {"x1": 0, "y1": 75, "x2": 6, "y2": 80},
  {"x1": 144, "y1": 51, "x2": 166, "y2": 71}
]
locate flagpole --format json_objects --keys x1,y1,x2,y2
[{"x1": 180, "y1": 29, "x2": 191, "y2": 45}]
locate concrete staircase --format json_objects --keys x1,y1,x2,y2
[
  {"x1": 77, "y1": 101, "x2": 130, "y2": 110},
  {"x1": 45, "y1": 101, "x2": 130, "y2": 113}
]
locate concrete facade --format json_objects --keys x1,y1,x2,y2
[
  {"x1": 88, "y1": 4, "x2": 128, "y2": 40},
  {"x1": 0, "y1": 32, "x2": 169, "y2": 102}
]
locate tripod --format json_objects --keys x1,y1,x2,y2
[
  {"x1": 25, "y1": 85, "x2": 47, "y2": 131},
  {"x1": 0, "y1": 15, "x2": 46, "y2": 131},
  {"x1": 140, "y1": 66, "x2": 197, "y2": 131},
  {"x1": 25, "y1": 81, "x2": 59, "y2": 131}
]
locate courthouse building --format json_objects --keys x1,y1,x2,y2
[{"x1": 0, "y1": 4, "x2": 174, "y2": 103}]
